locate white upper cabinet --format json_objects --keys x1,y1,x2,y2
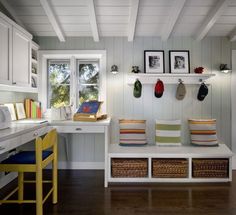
[
  {"x1": 0, "y1": 17, "x2": 12, "y2": 85},
  {"x1": 12, "y1": 27, "x2": 31, "y2": 87},
  {"x1": 0, "y1": 11, "x2": 34, "y2": 92}
]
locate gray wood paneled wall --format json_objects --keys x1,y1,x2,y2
[{"x1": 35, "y1": 36, "x2": 232, "y2": 164}]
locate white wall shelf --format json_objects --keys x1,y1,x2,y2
[
  {"x1": 126, "y1": 73, "x2": 215, "y2": 85},
  {"x1": 0, "y1": 84, "x2": 38, "y2": 93}
]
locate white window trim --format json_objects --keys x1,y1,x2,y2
[{"x1": 38, "y1": 50, "x2": 107, "y2": 115}]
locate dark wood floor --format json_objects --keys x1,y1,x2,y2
[{"x1": 1, "y1": 170, "x2": 236, "y2": 215}]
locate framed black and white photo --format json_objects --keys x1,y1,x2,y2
[
  {"x1": 169, "y1": 50, "x2": 190, "y2": 74},
  {"x1": 144, "y1": 50, "x2": 165, "y2": 74}
]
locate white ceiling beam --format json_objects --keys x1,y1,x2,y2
[
  {"x1": 0, "y1": 0, "x2": 25, "y2": 28},
  {"x1": 229, "y1": 28, "x2": 236, "y2": 41},
  {"x1": 87, "y1": 0, "x2": 99, "y2": 42},
  {"x1": 40, "y1": 0, "x2": 65, "y2": 42},
  {"x1": 161, "y1": 0, "x2": 186, "y2": 41},
  {"x1": 127, "y1": 0, "x2": 139, "y2": 42},
  {"x1": 195, "y1": 0, "x2": 229, "y2": 41}
]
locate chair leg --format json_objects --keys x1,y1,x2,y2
[
  {"x1": 52, "y1": 160, "x2": 58, "y2": 204},
  {"x1": 36, "y1": 169, "x2": 43, "y2": 215},
  {"x1": 18, "y1": 172, "x2": 24, "y2": 203}
]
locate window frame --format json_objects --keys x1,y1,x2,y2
[
  {"x1": 47, "y1": 59, "x2": 71, "y2": 108},
  {"x1": 39, "y1": 50, "x2": 107, "y2": 114}
]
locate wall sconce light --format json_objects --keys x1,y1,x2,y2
[
  {"x1": 219, "y1": 64, "x2": 231, "y2": 74},
  {"x1": 111, "y1": 65, "x2": 118, "y2": 74}
]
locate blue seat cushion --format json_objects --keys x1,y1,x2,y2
[{"x1": 1, "y1": 151, "x2": 53, "y2": 164}]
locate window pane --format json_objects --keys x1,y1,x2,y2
[
  {"x1": 78, "y1": 85, "x2": 99, "y2": 105},
  {"x1": 48, "y1": 60, "x2": 70, "y2": 108},
  {"x1": 49, "y1": 61, "x2": 70, "y2": 85},
  {"x1": 78, "y1": 62, "x2": 99, "y2": 84},
  {"x1": 77, "y1": 60, "x2": 100, "y2": 106}
]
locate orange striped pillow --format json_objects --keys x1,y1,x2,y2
[
  {"x1": 189, "y1": 119, "x2": 218, "y2": 146},
  {"x1": 119, "y1": 119, "x2": 147, "y2": 146}
]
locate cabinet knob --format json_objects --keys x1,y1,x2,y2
[{"x1": 75, "y1": 128, "x2": 82, "y2": 131}]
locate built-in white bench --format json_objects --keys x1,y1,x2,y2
[{"x1": 108, "y1": 144, "x2": 233, "y2": 184}]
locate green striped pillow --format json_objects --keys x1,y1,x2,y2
[{"x1": 156, "y1": 120, "x2": 182, "y2": 146}]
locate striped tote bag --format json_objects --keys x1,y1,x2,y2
[
  {"x1": 119, "y1": 119, "x2": 147, "y2": 146},
  {"x1": 155, "y1": 120, "x2": 182, "y2": 146},
  {"x1": 189, "y1": 119, "x2": 218, "y2": 146}
]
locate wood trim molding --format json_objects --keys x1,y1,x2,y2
[
  {"x1": 40, "y1": 0, "x2": 65, "y2": 42},
  {"x1": 161, "y1": 0, "x2": 186, "y2": 41},
  {"x1": 127, "y1": 0, "x2": 139, "y2": 42},
  {"x1": 87, "y1": 0, "x2": 99, "y2": 42},
  {"x1": 195, "y1": 0, "x2": 229, "y2": 41}
]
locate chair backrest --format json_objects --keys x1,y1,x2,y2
[
  {"x1": 42, "y1": 129, "x2": 57, "y2": 150},
  {"x1": 35, "y1": 129, "x2": 57, "y2": 152}
]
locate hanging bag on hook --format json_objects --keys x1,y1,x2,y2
[{"x1": 197, "y1": 82, "x2": 208, "y2": 101}]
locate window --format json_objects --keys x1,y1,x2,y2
[
  {"x1": 77, "y1": 60, "x2": 99, "y2": 106},
  {"x1": 40, "y1": 50, "x2": 106, "y2": 113},
  {"x1": 48, "y1": 60, "x2": 71, "y2": 108}
]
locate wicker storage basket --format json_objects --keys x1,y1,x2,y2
[
  {"x1": 192, "y1": 159, "x2": 229, "y2": 178},
  {"x1": 152, "y1": 158, "x2": 188, "y2": 178},
  {"x1": 111, "y1": 158, "x2": 148, "y2": 178}
]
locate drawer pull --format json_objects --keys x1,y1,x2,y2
[
  {"x1": 33, "y1": 132, "x2": 39, "y2": 137},
  {"x1": 0, "y1": 146, "x2": 5, "y2": 150},
  {"x1": 75, "y1": 128, "x2": 82, "y2": 131}
]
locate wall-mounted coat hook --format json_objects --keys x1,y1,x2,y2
[{"x1": 178, "y1": 78, "x2": 183, "y2": 83}]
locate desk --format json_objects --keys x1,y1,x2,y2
[
  {"x1": 0, "y1": 122, "x2": 49, "y2": 155},
  {"x1": 0, "y1": 118, "x2": 111, "y2": 188},
  {"x1": 50, "y1": 118, "x2": 111, "y2": 187}
]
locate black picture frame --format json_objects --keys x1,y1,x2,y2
[
  {"x1": 144, "y1": 50, "x2": 165, "y2": 74},
  {"x1": 169, "y1": 50, "x2": 190, "y2": 74}
]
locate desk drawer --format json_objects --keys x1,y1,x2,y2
[
  {"x1": 54, "y1": 125, "x2": 105, "y2": 133},
  {"x1": 0, "y1": 136, "x2": 21, "y2": 154},
  {"x1": 21, "y1": 126, "x2": 49, "y2": 144}
]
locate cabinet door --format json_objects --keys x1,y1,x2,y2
[
  {"x1": 12, "y1": 27, "x2": 31, "y2": 87},
  {"x1": 0, "y1": 17, "x2": 12, "y2": 85}
]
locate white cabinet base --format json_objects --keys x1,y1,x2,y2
[{"x1": 107, "y1": 144, "x2": 233, "y2": 184}]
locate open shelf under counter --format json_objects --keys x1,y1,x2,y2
[
  {"x1": 0, "y1": 84, "x2": 38, "y2": 93},
  {"x1": 126, "y1": 73, "x2": 215, "y2": 85}
]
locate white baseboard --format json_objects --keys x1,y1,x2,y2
[
  {"x1": 58, "y1": 162, "x2": 104, "y2": 170},
  {"x1": 0, "y1": 172, "x2": 17, "y2": 189}
]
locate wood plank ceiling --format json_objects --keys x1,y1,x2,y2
[{"x1": 1, "y1": 0, "x2": 236, "y2": 42}]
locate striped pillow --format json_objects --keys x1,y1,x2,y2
[
  {"x1": 156, "y1": 120, "x2": 182, "y2": 146},
  {"x1": 189, "y1": 119, "x2": 218, "y2": 146},
  {"x1": 119, "y1": 119, "x2": 147, "y2": 146}
]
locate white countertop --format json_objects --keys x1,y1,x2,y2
[
  {"x1": 49, "y1": 118, "x2": 111, "y2": 126},
  {"x1": 0, "y1": 121, "x2": 48, "y2": 142},
  {"x1": 0, "y1": 118, "x2": 111, "y2": 142}
]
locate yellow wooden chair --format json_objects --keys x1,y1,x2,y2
[{"x1": 0, "y1": 128, "x2": 58, "y2": 215}]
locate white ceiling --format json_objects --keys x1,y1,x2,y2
[{"x1": 2, "y1": 0, "x2": 236, "y2": 41}]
